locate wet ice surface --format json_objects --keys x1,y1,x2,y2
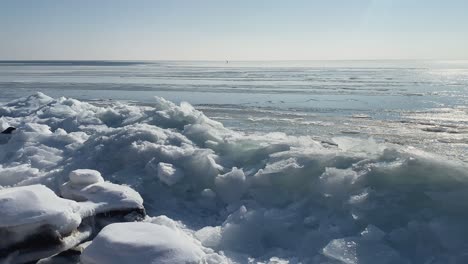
[{"x1": 199, "y1": 103, "x2": 468, "y2": 162}]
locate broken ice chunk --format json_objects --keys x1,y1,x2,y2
[
  {"x1": 322, "y1": 237, "x2": 406, "y2": 264},
  {"x1": 69, "y1": 169, "x2": 104, "y2": 186},
  {"x1": 360, "y1": 225, "x2": 386, "y2": 241},
  {"x1": 157, "y1": 162, "x2": 184, "y2": 186}
]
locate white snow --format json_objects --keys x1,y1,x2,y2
[
  {"x1": 61, "y1": 177, "x2": 143, "y2": 217},
  {"x1": 195, "y1": 226, "x2": 222, "y2": 248},
  {"x1": 1, "y1": 93, "x2": 468, "y2": 263},
  {"x1": 0, "y1": 185, "x2": 81, "y2": 249},
  {"x1": 0, "y1": 164, "x2": 41, "y2": 186},
  {"x1": 68, "y1": 169, "x2": 104, "y2": 185},
  {"x1": 156, "y1": 162, "x2": 184, "y2": 186},
  {"x1": 80, "y1": 222, "x2": 205, "y2": 264},
  {"x1": 215, "y1": 167, "x2": 247, "y2": 204}
]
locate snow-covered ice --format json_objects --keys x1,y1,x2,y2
[
  {"x1": 61, "y1": 169, "x2": 144, "y2": 218},
  {"x1": 154, "y1": 162, "x2": 185, "y2": 186},
  {"x1": 68, "y1": 169, "x2": 104, "y2": 186},
  {"x1": 81, "y1": 222, "x2": 205, "y2": 264},
  {"x1": 0, "y1": 185, "x2": 86, "y2": 263},
  {"x1": 0, "y1": 185, "x2": 81, "y2": 248},
  {"x1": 1, "y1": 93, "x2": 468, "y2": 263}
]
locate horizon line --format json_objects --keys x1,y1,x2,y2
[{"x1": 1, "y1": 59, "x2": 468, "y2": 62}]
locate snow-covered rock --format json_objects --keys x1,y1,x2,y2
[
  {"x1": 0, "y1": 185, "x2": 88, "y2": 263},
  {"x1": 81, "y1": 222, "x2": 205, "y2": 264},
  {"x1": 61, "y1": 170, "x2": 144, "y2": 219},
  {"x1": 0, "y1": 185, "x2": 81, "y2": 249}
]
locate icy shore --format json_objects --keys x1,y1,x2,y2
[{"x1": 1, "y1": 93, "x2": 468, "y2": 263}]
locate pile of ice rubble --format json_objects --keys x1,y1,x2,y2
[
  {"x1": 0, "y1": 170, "x2": 144, "y2": 263},
  {"x1": 1, "y1": 93, "x2": 468, "y2": 263}
]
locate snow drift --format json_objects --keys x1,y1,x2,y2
[{"x1": 1, "y1": 93, "x2": 468, "y2": 263}]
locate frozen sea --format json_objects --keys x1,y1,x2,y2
[
  {"x1": 1, "y1": 60, "x2": 467, "y2": 161},
  {"x1": 1, "y1": 60, "x2": 468, "y2": 263}
]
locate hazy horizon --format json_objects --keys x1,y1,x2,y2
[
  {"x1": 1, "y1": 0, "x2": 468, "y2": 61},
  {"x1": 2, "y1": 59, "x2": 468, "y2": 62}
]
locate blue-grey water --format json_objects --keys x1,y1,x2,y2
[{"x1": 0, "y1": 60, "x2": 467, "y2": 160}]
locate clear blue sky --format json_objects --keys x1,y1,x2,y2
[{"x1": 1, "y1": 0, "x2": 467, "y2": 60}]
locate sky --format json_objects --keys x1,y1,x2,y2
[{"x1": 1, "y1": 0, "x2": 467, "y2": 61}]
